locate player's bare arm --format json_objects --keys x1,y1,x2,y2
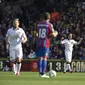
[
  {"x1": 34, "y1": 31, "x2": 38, "y2": 37},
  {"x1": 51, "y1": 30, "x2": 58, "y2": 37},
  {"x1": 21, "y1": 35, "x2": 27, "y2": 44},
  {"x1": 59, "y1": 36, "x2": 65, "y2": 44},
  {"x1": 77, "y1": 38, "x2": 83, "y2": 45}
]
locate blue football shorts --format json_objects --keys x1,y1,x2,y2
[{"x1": 36, "y1": 47, "x2": 49, "y2": 58}]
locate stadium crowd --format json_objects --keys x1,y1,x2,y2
[{"x1": 0, "y1": 0, "x2": 85, "y2": 60}]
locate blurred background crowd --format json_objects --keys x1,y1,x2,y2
[{"x1": 0, "y1": 0, "x2": 85, "y2": 60}]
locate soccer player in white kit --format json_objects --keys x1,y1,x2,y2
[
  {"x1": 6, "y1": 18, "x2": 27, "y2": 75},
  {"x1": 61, "y1": 33, "x2": 83, "y2": 73}
]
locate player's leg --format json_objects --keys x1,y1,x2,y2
[
  {"x1": 36, "y1": 47, "x2": 49, "y2": 78},
  {"x1": 64, "y1": 62, "x2": 71, "y2": 73},
  {"x1": 42, "y1": 56, "x2": 48, "y2": 75},
  {"x1": 41, "y1": 48, "x2": 49, "y2": 78},
  {"x1": 68, "y1": 54, "x2": 73, "y2": 72},
  {"x1": 36, "y1": 47, "x2": 43, "y2": 75},
  {"x1": 64, "y1": 52, "x2": 70, "y2": 72},
  {"x1": 64, "y1": 53, "x2": 72, "y2": 73},
  {"x1": 16, "y1": 58, "x2": 22, "y2": 75},
  {"x1": 9, "y1": 48, "x2": 17, "y2": 74},
  {"x1": 15, "y1": 48, "x2": 23, "y2": 75},
  {"x1": 40, "y1": 57, "x2": 49, "y2": 78},
  {"x1": 41, "y1": 47, "x2": 49, "y2": 75},
  {"x1": 38, "y1": 57, "x2": 43, "y2": 75},
  {"x1": 10, "y1": 60, "x2": 16, "y2": 73},
  {"x1": 69, "y1": 55, "x2": 73, "y2": 73}
]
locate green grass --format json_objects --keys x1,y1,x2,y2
[{"x1": 0, "y1": 72, "x2": 85, "y2": 85}]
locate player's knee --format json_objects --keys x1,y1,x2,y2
[
  {"x1": 17, "y1": 60, "x2": 22, "y2": 63},
  {"x1": 16, "y1": 57, "x2": 22, "y2": 62}
]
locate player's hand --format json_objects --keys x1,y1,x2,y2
[
  {"x1": 21, "y1": 39, "x2": 27, "y2": 44},
  {"x1": 21, "y1": 37, "x2": 26, "y2": 44},
  {"x1": 53, "y1": 31, "x2": 58, "y2": 37},
  {"x1": 80, "y1": 38, "x2": 83, "y2": 41}
]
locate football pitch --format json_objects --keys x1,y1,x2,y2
[{"x1": 0, "y1": 72, "x2": 85, "y2": 85}]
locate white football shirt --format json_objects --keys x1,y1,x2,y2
[
  {"x1": 6, "y1": 27, "x2": 26, "y2": 47},
  {"x1": 61, "y1": 39, "x2": 77, "y2": 53}
]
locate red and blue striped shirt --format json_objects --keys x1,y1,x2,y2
[{"x1": 36, "y1": 20, "x2": 54, "y2": 48}]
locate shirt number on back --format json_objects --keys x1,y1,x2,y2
[{"x1": 39, "y1": 28, "x2": 46, "y2": 38}]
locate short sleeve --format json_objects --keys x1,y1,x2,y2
[
  {"x1": 22, "y1": 29, "x2": 27, "y2": 38},
  {"x1": 61, "y1": 39, "x2": 66, "y2": 44},
  {"x1": 73, "y1": 40, "x2": 77, "y2": 45},
  {"x1": 49, "y1": 24, "x2": 54, "y2": 34}
]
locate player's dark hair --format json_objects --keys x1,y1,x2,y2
[
  {"x1": 67, "y1": 33, "x2": 72, "y2": 36},
  {"x1": 44, "y1": 12, "x2": 50, "y2": 20},
  {"x1": 66, "y1": 33, "x2": 72, "y2": 39}
]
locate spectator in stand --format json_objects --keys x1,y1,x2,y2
[
  {"x1": 27, "y1": 49, "x2": 36, "y2": 58},
  {"x1": 0, "y1": 0, "x2": 85, "y2": 60},
  {"x1": 0, "y1": 30, "x2": 6, "y2": 57},
  {"x1": 51, "y1": 8, "x2": 61, "y2": 23},
  {"x1": 50, "y1": 46, "x2": 58, "y2": 59},
  {"x1": 78, "y1": 46, "x2": 85, "y2": 60}
]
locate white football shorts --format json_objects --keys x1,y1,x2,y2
[
  {"x1": 65, "y1": 51, "x2": 72, "y2": 62},
  {"x1": 9, "y1": 46, "x2": 23, "y2": 61}
]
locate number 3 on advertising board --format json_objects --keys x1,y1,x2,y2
[{"x1": 56, "y1": 62, "x2": 61, "y2": 71}]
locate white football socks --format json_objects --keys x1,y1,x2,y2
[
  {"x1": 64, "y1": 64, "x2": 71, "y2": 72},
  {"x1": 13, "y1": 64, "x2": 17, "y2": 74},
  {"x1": 17, "y1": 63, "x2": 21, "y2": 74}
]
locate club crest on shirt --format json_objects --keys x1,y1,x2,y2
[
  {"x1": 18, "y1": 32, "x2": 20, "y2": 35},
  {"x1": 70, "y1": 41, "x2": 73, "y2": 44}
]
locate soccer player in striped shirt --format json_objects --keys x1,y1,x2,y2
[{"x1": 36, "y1": 12, "x2": 58, "y2": 78}]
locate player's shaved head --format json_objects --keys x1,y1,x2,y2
[{"x1": 44, "y1": 12, "x2": 51, "y2": 20}]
